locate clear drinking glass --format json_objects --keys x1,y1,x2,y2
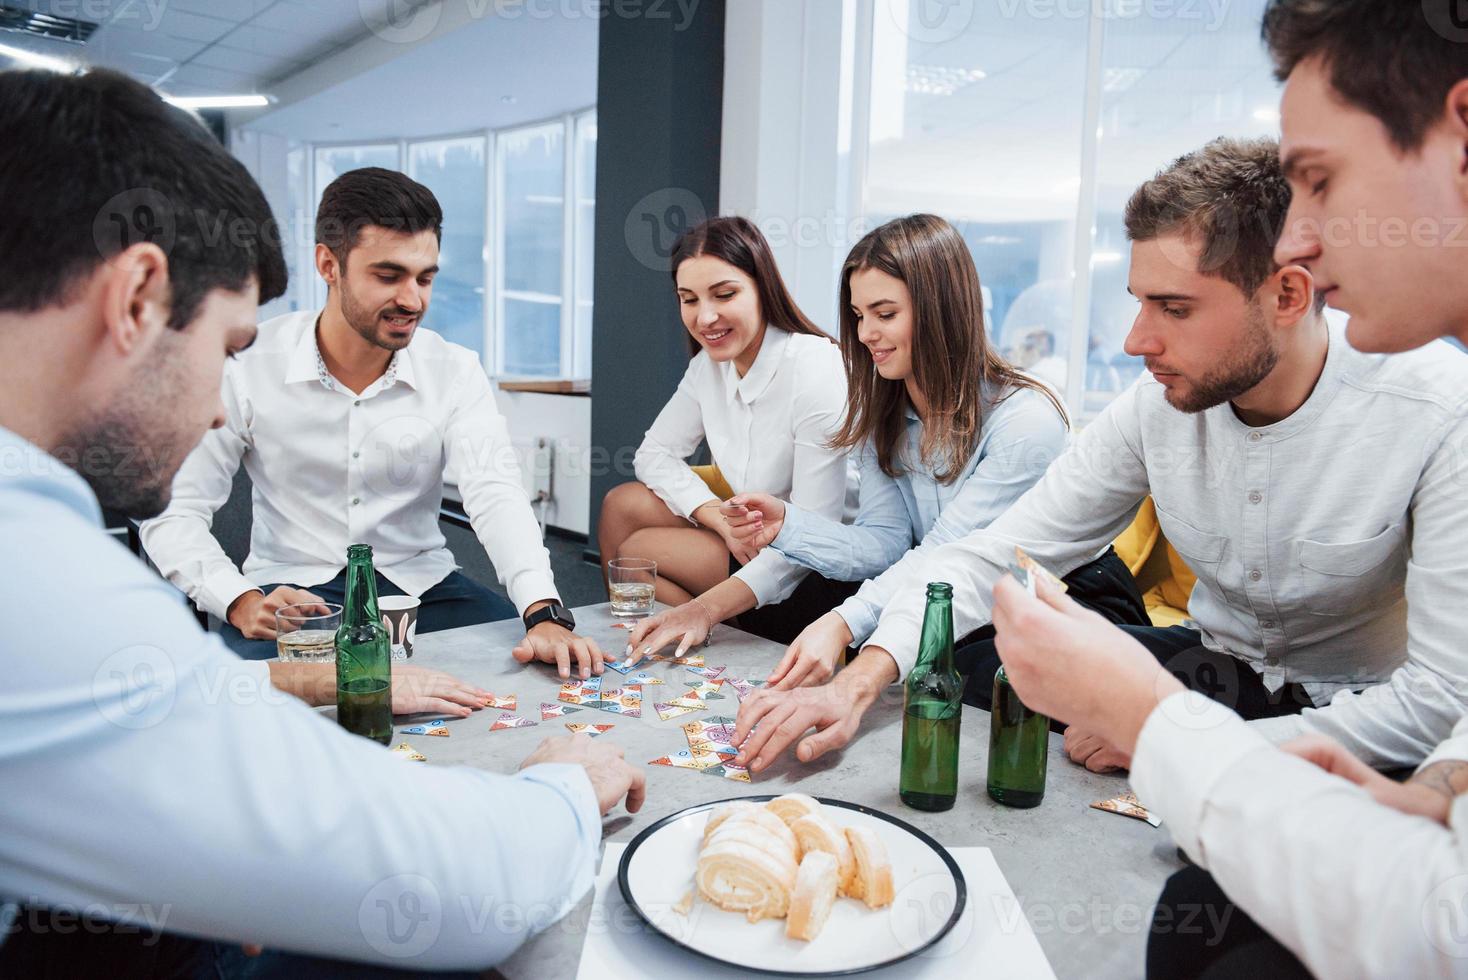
[
  {"x1": 275, "y1": 602, "x2": 343, "y2": 662},
  {"x1": 607, "y1": 558, "x2": 657, "y2": 617}
]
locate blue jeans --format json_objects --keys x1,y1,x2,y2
[{"x1": 219, "y1": 569, "x2": 518, "y2": 661}]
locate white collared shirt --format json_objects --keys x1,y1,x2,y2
[
  {"x1": 1131, "y1": 695, "x2": 1468, "y2": 980},
  {"x1": 633, "y1": 327, "x2": 853, "y2": 606},
  {"x1": 0, "y1": 424, "x2": 600, "y2": 967},
  {"x1": 866, "y1": 325, "x2": 1468, "y2": 768},
  {"x1": 140, "y1": 310, "x2": 559, "y2": 621}
]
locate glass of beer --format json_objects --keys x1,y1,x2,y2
[
  {"x1": 607, "y1": 558, "x2": 657, "y2": 617},
  {"x1": 275, "y1": 602, "x2": 343, "y2": 662}
]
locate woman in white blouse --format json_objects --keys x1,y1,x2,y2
[{"x1": 598, "y1": 217, "x2": 856, "y2": 653}]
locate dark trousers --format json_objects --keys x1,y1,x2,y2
[
  {"x1": 220, "y1": 569, "x2": 517, "y2": 661},
  {"x1": 727, "y1": 555, "x2": 863, "y2": 646},
  {"x1": 951, "y1": 546, "x2": 1151, "y2": 708},
  {"x1": 1147, "y1": 866, "x2": 1312, "y2": 980},
  {"x1": 959, "y1": 620, "x2": 1315, "y2": 722},
  {"x1": 0, "y1": 907, "x2": 480, "y2": 979}
]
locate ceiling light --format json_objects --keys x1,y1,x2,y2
[
  {"x1": 162, "y1": 94, "x2": 273, "y2": 109},
  {"x1": 0, "y1": 39, "x2": 74, "y2": 72}
]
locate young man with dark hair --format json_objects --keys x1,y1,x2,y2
[
  {"x1": 0, "y1": 68, "x2": 644, "y2": 975},
  {"x1": 987, "y1": 2, "x2": 1468, "y2": 975},
  {"x1": 733, "y1": 134, "x2": 1468, "y2": 788},
  {"x1": 140, "y1": 166, "x2": 606, "y2": 679}
]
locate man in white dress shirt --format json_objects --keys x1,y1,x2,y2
[
  {"x1": 734, "y1": 135, "x2": 1468, "y2": 780},
  {"x1": 140, "y1": 167, "x2": 607, "y2": 680},
  {"x1": 990, "y1": 2, "x2": 1468, "y2": 976},
  {"x1": 0, "y1": 69, "x2": 644, "y2": 977}
]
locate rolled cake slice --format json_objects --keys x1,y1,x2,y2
[
  {"x1": 785, "y1": 851, "x2": 839, "y2": 942},
  {"x1": 707, "y1": 804, "x2": 800, "y2": 862},
  {"x1": 790, "y1": 812, "x2": 857, "y2": 897},
  {"x1": 703, "y1": 801, "x2": 761, "y2": 844},
  {"x1": 765, "y1": 792, "x2": 823, "y2": 828},
  {"x1": 844, "y1": 825, "x2": 895, "y2": 909},
  {"x1": 697, "y1": 822, "x2": 798, "y2": 923}
]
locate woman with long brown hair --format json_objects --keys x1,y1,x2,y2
[
  {"x1": 598, "y1": 216, "x2": 858, "y2": 656},
  {"x1": 723, "y1": 214, "x2": 1148, "y2": 692}
]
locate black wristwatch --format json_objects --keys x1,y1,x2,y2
[{"x1": 524, "y1": 601, "x2": 576, "y2": 633}]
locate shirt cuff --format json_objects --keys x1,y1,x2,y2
[
  {"x1": 834, "y1": 597, "x2": 880, "y2": 648},
  {"x1": 770, "y1": 504, "x2": 807, "y2": 552},
  {"x1": 204, "y1": 569, "x2": 263, "y2": 623},
  {"x1": 666, "y1": 479, "x2": 722, "y2": 523},
  {"x1": 863, "y1": 613, "x2": 920, "y2": 682},
  {"x1": 1130, "y1": 691, "x2": 1272, "y2": 863},
  {"x1": 515, "y1": 761, "x2": 602, "y2": 915},
  {"x1": 734, "y1": 552, "x2": 797, "y2": 608},
  {"x1": 507, "y1": 569, "x2": 561, "y2": 620},
  {"x1": 1421, "y1": 735, "x2": 1468, "y2": 772}
]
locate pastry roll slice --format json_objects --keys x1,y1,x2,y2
[
  {"x1": 844, "y1": 826, "x2": 895, "y2": 909},
  {"x1": 697, "y1": 823, "x2": 798, "y2": 923},
  {"x1": 703, "y1": 802, "x2": 761, "y2": 844},
  {"x1": 785, "y1": 851, "x2": 839, "y2": 942},
  {"x1": 765, "y1": 792, "x2": 823, "y2": 828},
  {"x1": 790, "y1": 813, "x2": 857, "y2": 897},
  {"x1": 707, "y1": 805, "x2": 800, "y2": 862}
]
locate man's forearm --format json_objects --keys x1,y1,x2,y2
[{"x1": 839, "y1": 646, "x2": 900, "y2": 701}]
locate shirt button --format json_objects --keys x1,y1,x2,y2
[
  {"x1": 1249, "y1": 569, "x2": 1263, "y2": 581},
  {"x1": 351, "y1": 497, "x2": 361, "y2": 506},
  {"x1": 354, "y1": 399, "x2": 361, "y2": 407},
  {"x1": 1262, "y1": 620, "x2": 1276, "y2": 629},
  {"x1": 1248, "y1": 491, "x2": 1262, "y2": 504},
  {"x1": 1248, "y1": 432, "x2": 1262, "y2": 442},
  {"x1": 352, "y1": 451, "x2": 360, "y2": 459},
  {"x1": 1265, "y1": 657, "x2": 1279, "y2": 667}
]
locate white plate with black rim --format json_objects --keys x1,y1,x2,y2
[{"x1": 617, "y1": 795, "x2": 966, "y2": 976}]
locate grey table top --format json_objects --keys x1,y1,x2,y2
[{"x1": 385, "y1": 603, "x2": 1183, "y2": 980}]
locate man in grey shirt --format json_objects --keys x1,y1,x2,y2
[{"x1": 735, "y1": 135, "x2": 1468, "y2": 777}]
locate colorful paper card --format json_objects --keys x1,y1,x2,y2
[
  {"x1": 558, "y1": 681, "x2": 643, "y2": 719},
  {"x1": 391, "y1": 742, "x2": 427, "y2": 761},
  {"x1": 685, "y1": 663, "x2": 726, "y2": 680},
  {"x1": 485, "y1": 693, "x2": 517, "y2": 710},
  {"x1": 540, "y1": 702, "x2": 582, "y2": 721},
  {"x1": 488, "y1": 712, "x2": 537, "y2": 732},
  {"x1": 400, "y1": 719, "x2": 450, "y2": 737},
  {"x1": 681, "y1": 716, "x2": 741, "y2": 757},
  {"x1": 566, "y1": 723, "x2": 616, "y2": 738}
]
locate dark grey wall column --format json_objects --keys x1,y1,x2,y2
[{"x1": 587, "y1": 0, "x2": 724, "y2": 562}]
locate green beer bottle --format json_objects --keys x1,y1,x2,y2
[
  {"x1": 987, "y1": 665, "x2": 1048, "y2": 807},
  {"x1": 899, "y1": 582, "x2": 962, "y2": 812},
  {"x1": 335, "y1": 543, "x2": 392, "y2": 745}
]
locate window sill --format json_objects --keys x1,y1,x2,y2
[{"x1": 496, "y1": 379, "x2": 591, "y2": 396}]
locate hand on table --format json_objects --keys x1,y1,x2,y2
[
  {"x1": 227, "y1": 586, "x2": 329, "y2": 640},
  {"x1": 732, "y1": 666, "x2": 883, "y2": 773},
  {"x1": 391, "y1": 663, "x2": 494, "y2": 718},
  {"x1": 1063, "y1": 724, "x2": 1131, "y2": 774},
  {"x1": 1282, "y1": 734, "x2": 1451, "y2": 825},
  {"x1": 766, "y1": 611, "x2": 852, "y2": 690},
  {"x1": 991, "y1": 572, "x2": 1183, "y2": 758},
  {"x1": 622, "y1": 599, "x2": 714, "y2": 667},
  {"x1": 694, "y1": 502, "x2": 760, "y2": 565},
  {"x1": 519, "y1": 734, "x2": 647, "y2": 815},
  {"x1": 512, "y1": 621, "x2": 606, "y2": 680},
  {"x1": 721, "y1": 493, "x2": 785, "y2": 552}
]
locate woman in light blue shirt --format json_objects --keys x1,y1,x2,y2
[{"x1": 726, "y1": 214, "x2": 1148, "y2": 688}]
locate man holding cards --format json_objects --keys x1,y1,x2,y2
[
  {"x1": 0, "y1": 69, "x2": 644, "y2": 976},
  {"x1": 735, "y1": 132, "x2": 1468, "y2": 778},
  {"x1": 139, "y1": 166, "x2": 604, "y2": 680},
  {"x1": 994, "y1": 2, "x2": 1468, "y2": 975}
]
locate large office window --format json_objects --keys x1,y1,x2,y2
[
  {"x1": 497, "y1": 122, "x2": 566, "y2": 377},
  {"x1": 408, "y1": 135, "x2": 488, "y2": 356},
  {"x1": 863, "y1": 0, "x2": 1279, "y2": 417},
  {"x1": 572, "y1": 111, "x2": 597, "y2": 380}
]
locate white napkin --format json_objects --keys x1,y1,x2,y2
[{"x1": 574, "y1": 844, "x2": 1055, "y2": 979}]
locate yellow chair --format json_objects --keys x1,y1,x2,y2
[
  {"x1": 691, "y1": 463, "x2": 734, "y2": 502},
  {"x1": 1111, "y1": 497, "x2": 1195, "y2": 628}
]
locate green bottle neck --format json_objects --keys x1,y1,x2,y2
[
  {"x1": 342, "y1": 557, "x2": 381, "y2": 626},
  {"x1": 913, "y1": 596, "x2": 955, "y2": 675}
]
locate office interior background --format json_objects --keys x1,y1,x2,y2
[{"x1": 0, "y1": 0, "x2": 1294, "y2": 572}]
